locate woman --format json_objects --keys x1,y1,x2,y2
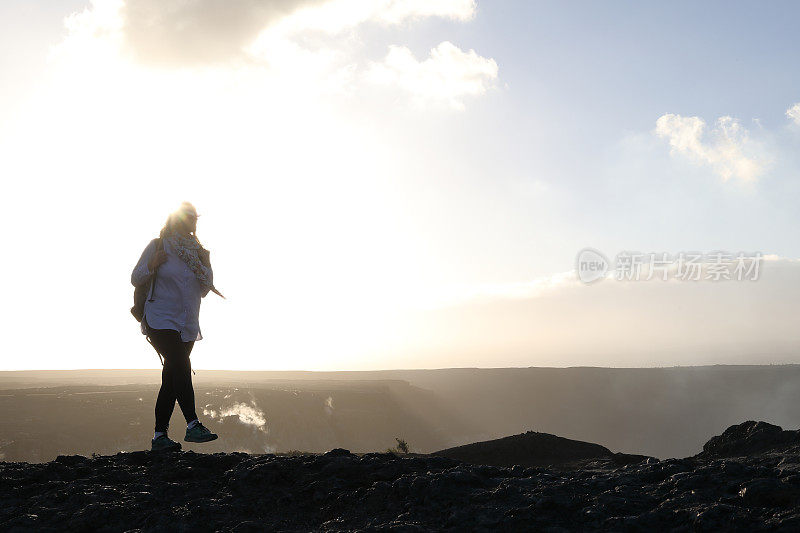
[{"x1": 131, "y1": 201, "x2": 224, "y2": 451}]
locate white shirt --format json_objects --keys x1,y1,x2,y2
[{"x1": 131, "y1": 237, "x2": 213, "y2": 342}]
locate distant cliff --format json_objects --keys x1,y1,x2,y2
[
  {"x1": 0, "y1": 380, "x2": 481, "y2": 462},
  {"x1": 4, "y1": 365, "x2": 800, "y2": 460}
]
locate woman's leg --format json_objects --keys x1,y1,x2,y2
[
  {"x1": 172, "y1": 339, "x2": 197, "y2": 424},
  {"x1": 154, "y1": 360, "x2": 177, "y2": 433},
  {"x1": 149, "y1": 327, "x2": 198, "y2": 431}
]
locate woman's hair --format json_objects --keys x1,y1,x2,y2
[{"x1": 159, "y1": 202, "x2": 203, "y2": 247}]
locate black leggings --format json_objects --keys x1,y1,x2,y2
[{"x1": 145, "y1": 317, "x2": 198, "y2": 433}]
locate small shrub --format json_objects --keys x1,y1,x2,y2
[
  {"x1": 385, "y1": 437, "x2": 410, "y2": 455},
  {"x1": 395, "y1": 438, "x2": 410, "y2": 454}
]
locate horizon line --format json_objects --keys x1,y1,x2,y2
[{"x1": 2, "y1": 363, "x2": 799, "y2": 373}]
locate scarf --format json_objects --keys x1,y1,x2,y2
[{"x1": 166, "y1": 232, "x2": 225, "y2": 299}]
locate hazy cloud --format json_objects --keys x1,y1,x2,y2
[
  {"x1": 397, "y1": 256, "x2": 800, "y2": 367},
  {"x1": 273, "y1": 0, "x2": 476, "y2": 33},
  {"x1": 120, "y1": 0, "x2": 325, "y2": 64},
  {"x1": 365, "y1": 41, "x2": 498, "y2": 110},
  {"x1": 74, "y1": 0, "x2": 477, "y2": 65},
  {"x1": 373, "y1": 0, "x2": 475, "y2": 24},
  {"x1": 655, "y1": 113, "x2": 766, "y2": 183},
  {"x1": 60, "y1": 0, "x2": 496, "y2": 108}
]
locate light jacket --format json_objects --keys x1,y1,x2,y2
[{"x1": 131, "y1": 237, "x2": 213, "y2": 342}]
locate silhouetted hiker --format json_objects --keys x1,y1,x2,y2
[{"x1": 131, "y1": 202, "x2": 225, "y2": 452}]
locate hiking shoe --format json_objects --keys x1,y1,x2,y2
[
  {"x1": 185, "y1": 422, "x2": 218, "y2": 443},
  {"x1": 151, "y1": 434, "x2": 182, "y2": 452}
]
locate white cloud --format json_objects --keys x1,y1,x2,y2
[
  {"x1": 654, "y1": 113, "x2": 766, "y2": 183},
  {"x1": 365, "y1": 41, "x2": 498, "y2": 110},
  {"x1": 786, "y1": 103, "x2": 800, "y2": 125}
]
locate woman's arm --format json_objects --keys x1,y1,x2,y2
[{"x1": 131, "y1": 239, "x2": 158, "y2": 288}]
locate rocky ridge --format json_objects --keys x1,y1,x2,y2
[
  {"x1": 431, "y1": 430, "x2": 651, "y2": 468},
  {"x1": 2, "y1": 421, "x2": 800, "y2": 531}
]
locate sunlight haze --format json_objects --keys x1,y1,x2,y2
[{"x1": 2, "y1": 0, "x2": 800, "y2": 370}]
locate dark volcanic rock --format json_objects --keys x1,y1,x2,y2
[
  {"x1": 430, "y1": 430, "x2": 650, "y2": 468},
  {"x1": 699, "y1": 420, "x2": 800, "y2": 459},
  {"x1": 3, "y1": 421, "x2": 800, "y2": 531}
]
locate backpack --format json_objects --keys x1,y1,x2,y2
[{"x1": 131, "y1": 237, "x2": 164, "y2": 322}]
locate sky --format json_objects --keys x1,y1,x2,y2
[{"x1": 2, "y1": 0, "x2": 800, "y2": 370}]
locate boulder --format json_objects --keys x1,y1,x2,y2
[{"x1": 699, "y1": 421, "x2": 800, "y2": 459}]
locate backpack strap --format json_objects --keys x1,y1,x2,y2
[
  {"x1": 147, "y1": 237, "x2": 163, "y2": 302},
  {"x1": 142, "y1": 315, "x2": 164, "y2": 367},
  {"x1": 145, "y1": 238, "x2": 165, "y2": 368},
  {"x1": 146, "y1": 334, "x2": 164, "y2": 367}
]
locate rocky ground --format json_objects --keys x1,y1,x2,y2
[{"x1": 3, "y1": 421, "x2": 800, "y2": 531}]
